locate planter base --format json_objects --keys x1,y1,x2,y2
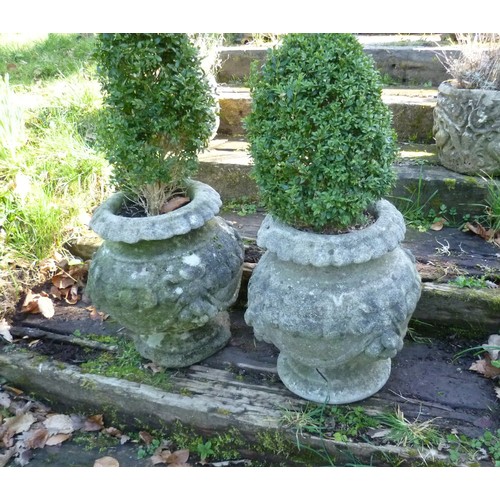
[
  {"x1": 130, "y1": 312, "x2": 231, "y2": 368},
  {"x1": 278, "y1": 354, "x2": 391, "y2": 405}
]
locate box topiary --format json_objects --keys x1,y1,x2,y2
[
  {"x1": 93, "y1": 33, "x2": 216, "y2": 215},
  {"x1": 245, "y1": 33, "x2": 398, "y2": 232}
]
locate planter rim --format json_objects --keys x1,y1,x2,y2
[
  {"x1": 257, "y1": 199, "x2": 406, "y2": 267},
  {"x1": 438, "y1": 79, "x2": 500, "y2": 94},
  {"x1": 89, "y1": 180, "x2": 221, "y2": 244}
]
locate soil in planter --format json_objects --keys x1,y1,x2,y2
[{"x1": 118, "y1": 190, "x2": 190, "y2": 218}]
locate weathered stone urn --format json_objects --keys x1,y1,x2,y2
[
  {"x1": 86, "y1": 180, "x2": 244, "y2": 368},
  {"x1": 433, "y1": 80, "x2": 500, "y2": 177},
  {"x1": 245, "y1": 200, "x2": 422, "y2": 404}
]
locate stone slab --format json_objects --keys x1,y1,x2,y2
[
  {"x1": 216, "y1": 86, "x2": 437, "y2": 143},
  {"x1": 197, "y1": 139, "x2": 499, "y2": 220},
  {"x1": 216, "y1": 45, "x2": 460, "y2": 87}
]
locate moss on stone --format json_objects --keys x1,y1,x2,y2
[{"x1": 443, "y1": 178, "x2": 457, "y2": 190}]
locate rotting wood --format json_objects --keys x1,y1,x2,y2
[
  {"x1": 0, "y1": 350, "x2": 492, "y2": 466},
  {"x1": 10, "y1": 326, "x2": 118, "y2": 352},
  {"x1": 414, "y1": 283, "x2": 500, "y2": 331}
]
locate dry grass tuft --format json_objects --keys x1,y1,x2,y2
[{"x1": 442, "y1": 33, "x2": 500, "y2": 90}]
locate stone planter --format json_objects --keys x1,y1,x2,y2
[
  {"x1": 433, "y1": 80, "x2": 500, "y2": 177},
  {"x1": 244, "y1": 200, "x2": 422, "y2": 404},
  {"x1": 86, "y1": 180, "x2": 244, "y2": 368}
]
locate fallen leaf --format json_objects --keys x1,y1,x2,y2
[
  {"x1": 139, "y1": 430, "x2": 153, "y2": 446},
  {"x1": 465, "y1": 222, "x2": 496, "y2": 241},
  {"x1": 37, "y1": 295, "x2": 55, "y2": 319},
  {"x1": 49, "y1": 285, "x2": 62, "y2": 299},
  {"x1": 166, "y1": 449, "x2": 190, "y2": 466},
  {"x1": 44, "y1": 414, "x2": 74, "y2": 436},
  {"x1": 430, "y1": 219, "x2": 445, "y2": 231},
  {"x1": 23, "y1": 428, "x2": 49, "y2": 449},
  {"x1": 160, "y1": 196, "x2": 190, "y2": 214},
  {"x1": 151, "y1": 449, "x2": 171, "y2": 466},
  {"x1": 469, "y1": 356, "x2": 500, "y2": 379},
  {"x1": 94, "y1": 456, "x2": 120, "y2": 467},
  {"x1": 83, "y1": 414, "x2": 104, "y2": 432},
  {"x1": 120, "y1": 435, "x2": 131, "y2": 445},
  {"x1": 0, "y1": 447, "x2": 16, "y2": 467},
  {"x1": 0, "y1": 319, "x2": 12, "y2": 343},
  {"x1": 21, "y1": 290, "x2": 55, "y2": 319},
  {"x1": 66, "y1": 284, "x2": 80, "y2": 304},
  {"x1": 56, "y1": 258, "x2": 69, "y2": 271},
  {"x1": 87, "y1": 306, "x2": 109, "y2": 321},
  {"x1": 104, "y1": 427, "x2": 122, "y2": 437},
  {"x1": 52, "y1": 274, "x2": 76, "y2": 289},
  {"x1": 0, "y1": 391, "x2": 11, "y2": 408},
  {"x1": 46, "y1": 433, "x2": 71, "y2": 446},
  {"x1": 70, "y1": 414, "x2": 86, "y2": 431},
  {"x1": 21, "y1": 290, "x2": 39, "y2": 313},
  {"x1": 3, "y1": 413, "x2": 36, "y2": 435},
  {"x1": 39, "y1": 257, "x2": 59, "y2": 275}
]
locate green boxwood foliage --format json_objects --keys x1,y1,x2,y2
[
  {"x1": 245, "y1": 33, "x2": 398, "y2": 231},
  {"x1": 93, "y1": 33, "x2": 215, "y2": 214}
]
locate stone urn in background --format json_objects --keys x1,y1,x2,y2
[
  {"x1": 245, "y1": 200, "x2": 421, "y2": 404},
  {"x1": 86, "y1": 181, "x2": 244, "y2": 368},
  {"x1": 433, "y1": 81, "x2": 500, "y2": 177}
]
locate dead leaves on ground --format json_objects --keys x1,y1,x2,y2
[
  {"x1": 138, "y1": 430, "x2": 190, "y2": 467},
  {"x1": 94, "y1": 456, "x2": 120, "y2": 467},
  {"x1": 430, "y1": 218, "x2": 447, "y2": 231},
  {"x1": 0, "y1": 384, "x2": 114, "y2": 466},
  {"x1": 0, "y1": 386, "x2": 196, "y2": 467},
  {"x1": 21, "y1": 290, "x2": 55, "y2": 319},
  {"x1": 464, "y1": 222, "x2": 500, "y2": 247},
  {"x1": 20, "y1": 258, "x2": 90, "y2": 319},
  {"x1": 0, "y1": 319, "x2": 12, "y2": 343},
  {"x1": 468, "y1": 334, "x2": 500, "y2": 399},
  {"x1": 150, "y1": 447, "x2": 190, "y2": 467}
]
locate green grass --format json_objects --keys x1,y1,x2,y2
[
  {"x1": 278, "y1": 401, "x2": 500, "y2": 466},
  {"x1": 484, "y1": 177, "x2": 500, "y2": 232},
  {"x1": 0, "y1": 33, "x2": 111, "y2": 319},
  {"x1": 0, "y1": 33, "x2": 97, "y2": 87},
  {"x1": 80, "y1": 335, "x2": 171, "y2": 391},
  {"x1": 0, "y1": 34, "x2": 110, "y2": 264}
]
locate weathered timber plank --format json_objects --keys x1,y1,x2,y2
[
  {"x1": 414, "y1": 283, "x2": 500, "y2": 332},
  {"x1": 0, "y1": 348, "x2": 493, "y2": 465}
]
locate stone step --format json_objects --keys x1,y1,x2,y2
[
  {"x1": 217, "y1": 85, "x2": 437, "y2": 144},
  {"x1": 196, "y1": 138, "x2": 497, "y2": 220},
  {"x1": 216, "y1": 42, "x2": 460, "y2": 87}
]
